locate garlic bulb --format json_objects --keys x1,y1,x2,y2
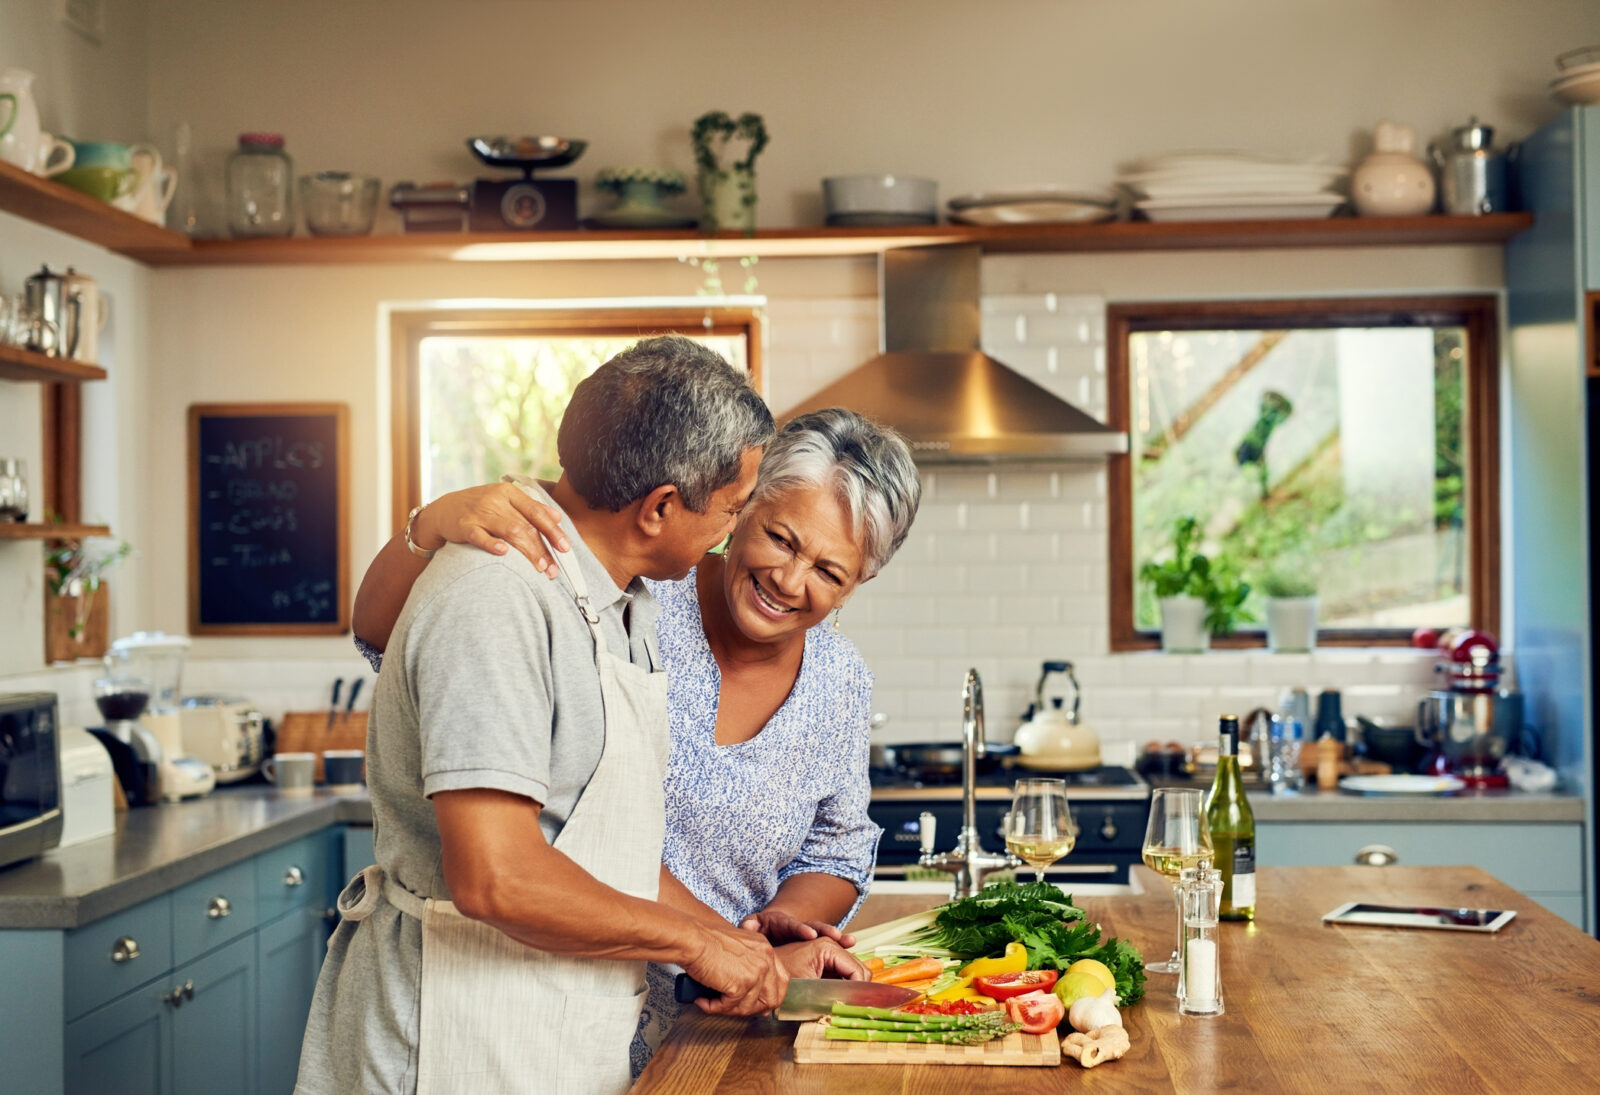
[{"x1": 1067, "y1": 986, "x2": 1121, "y2": 1033}]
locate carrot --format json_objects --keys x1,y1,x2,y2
[
  {"x1": 864, "y1": 957, "x2": 885, "y2": 972},
  {"x1": 871, "y1": 957, "x2": 945, "y2": 985},
  {"x1": 893, "y1": 977, "x2": 939, "y2": 993}
]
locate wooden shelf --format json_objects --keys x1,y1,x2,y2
[
  {"x1": 0, "y1": 522, "x2": 111, "y2": 541},
  {"x1": 0, "y1": 159, "x2": 190, "y2": 259},
  {"x1": 130, "y1": 212, "x2": 1535, "y2": 266},
  {"x1": 0, "y1": 157, "x2": 1535, "y2": 267},
  {"x1": 0, "y1": 344, "x2": 107, "y2": 383}
]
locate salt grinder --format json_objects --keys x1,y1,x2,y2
[{"x1": 1177, "y1": 863, "x2": 1224, "y2": 1016}]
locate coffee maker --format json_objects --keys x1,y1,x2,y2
[
  {"x1": 97, "y1": 633, "x2": 215, "y2": 802},
  {"x1": 1415, "y1": 629, "x2": 1520, "y2": 788}
]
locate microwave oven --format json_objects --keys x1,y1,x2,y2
[{"x1": 0, "y1": 692, "x2": 63, "y2": 870}]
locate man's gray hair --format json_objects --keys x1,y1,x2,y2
[
  {"x1": 753, "y1": 408, "x2": 922, "y2": 579},
  {"x1": 558, "y1": 334, "x2": 774, "y2": 512}
]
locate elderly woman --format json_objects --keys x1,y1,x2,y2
[{"x1": 353, "y1": 407, "x2": 922, "y2": 1073}]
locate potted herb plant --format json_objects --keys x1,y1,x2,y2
[
  {"x1": 45, "y1": 535, "x2": 130, "y2": 662},
  {"x1": 1258, "y1": 562, "x2": 1319, "y2": 653},
  {"x1": 691, "y1": 110, "x2": 768, "y2": 232},
  {"x1": 1139, "y1": 516, "x2": 1251, "y2": 653}
]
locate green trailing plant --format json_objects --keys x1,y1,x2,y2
[
  {"x1": 1138, "y1": 515, "x2": 1252, "y2": 634},
  {"x1": 691, "y1": 110, "x2": 768, "y2": 233},
  {"x1": 594, "y1": 167, "x2": 687, "y2": 195},
  {"x1": 46, "y1": 534, "x2": 131, "y2": 639}
]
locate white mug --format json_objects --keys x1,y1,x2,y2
[
  {"x1": 33, "y1": 130, "x2": 74, "y2": 177},
  {"x1": 262, "y1": 751, "x2": 316, "y2": 796},
  {"x1": 113, "y1": 143, "x2": 164, "y2": 217}
]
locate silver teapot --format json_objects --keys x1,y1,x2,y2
[{"x1": 1428, "y1": 117, "x2": 1511, "y2": 216}]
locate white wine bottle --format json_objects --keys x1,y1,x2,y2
[{"x1": 1205, "y1": 714, "x2": 1256, "y2": 921}]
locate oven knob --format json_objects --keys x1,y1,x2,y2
[{"x1": 1099, "y1": 814, "x2": 1118, "y2": 841}]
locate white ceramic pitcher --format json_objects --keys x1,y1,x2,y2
[
  {"x1": 113, "y1": 144, "x2": 176, "y2": 223},
  {"x1": 0, "y1": 69, "x2": 74, "y2": 177}
]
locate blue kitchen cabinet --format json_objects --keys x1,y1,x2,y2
[
  {"x1": 257, "y1": 909, "x2": 325, "y2": 1095},
  {"x1": 64, "y1": 976, "x2": 169, "y2": 1095},
  {"x1": 171, "y1": 933, "x2": 259, "y2": 1095}
]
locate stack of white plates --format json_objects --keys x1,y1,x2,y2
[
  {"x1": 1550, "y1": 45, "x2": 1600, "y2": 105},
  {"x1": 1117, "y1": 151, "x2": 1347, "y2": 221},
  {"x1": 946, "y1": 186, "x2": 1117, "y2": 225}
]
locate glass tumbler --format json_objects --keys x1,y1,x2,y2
[{"x1": 0, "y1": 458, "x2": 26, "y2": 521}]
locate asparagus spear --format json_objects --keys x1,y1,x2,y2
[
  {"x1": 829, "y1": 1016, "x2": 1013, "y2": 1033},
  {"x1": 830, "y1": 1003, "x2": 1003, "y2": 1028},
  {"x1": 824, "y1": 1026, "x2": 1005, "y2": 1045}
]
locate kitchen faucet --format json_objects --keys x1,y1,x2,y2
[{"x1": 917, "y1": 667, "x2": 1022, "y2": 900}]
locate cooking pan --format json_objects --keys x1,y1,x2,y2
[{"x1": 872, "y1": 741, "x2": 1018, "y2": 781}]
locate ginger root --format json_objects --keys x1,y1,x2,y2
[{"x1": 1062, "y1": 1024, "x2": 1131, "y2": 1069}]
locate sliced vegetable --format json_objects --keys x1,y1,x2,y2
[
  {"x1": 863, "y1": 956, "x2": 885, "y2": 973},
  {"x1": 974, "y1": 969, "x2": 1060, "y2": 1001},
  {"x1": 899, "y1": 999, "x2": 997, "y2": 1016},
  {"x1": 1004, "y1": 989, "x2": 1066, "y2": 1034},
  {"x1": 870, "y1": 956, "x2": 945, "y2": 985},
  {"x1": 824, "y1": 1027, "x2": 1007, "y2": 1045},
  {"x1": 957, "y1": 941, "x2": 1028, "y2": 981}
]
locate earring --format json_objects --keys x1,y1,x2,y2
[{"x1": 831, "y1": 607, "x2": 842, "y2": 631}]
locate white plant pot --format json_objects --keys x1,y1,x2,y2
[
  {"x1": 1265, "y1": 595, "x2": 1319, "y2": 653},
  {"x1": 1158, "y1": 595, "x2": 1210, "y2": 653}
]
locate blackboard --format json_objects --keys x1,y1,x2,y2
[{"x1": 188, "y1": 403, "x2": 349, "y2": 635}]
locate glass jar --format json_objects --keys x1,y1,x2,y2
[{"x1": 226, "y1": 133, "x2": 294, "y2": 237}]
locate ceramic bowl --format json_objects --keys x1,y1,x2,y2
[
  {"x1": 68, "y1": 141, "x2": 131, "y2": 170},
  {"x1": 823, "y1": 175, "x2": 937, "y2": 226}
]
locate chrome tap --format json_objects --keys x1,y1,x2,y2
[{"x1": 917, "y1": 668, "x2": 1022, "y2": 900}]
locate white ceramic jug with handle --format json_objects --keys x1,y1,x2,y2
[
  {"x1": 113, "y1": 144, "x2": 176, "y2": 222},
  {"x1": 0, "y1": 69, "x2": 73, "y2": 176}
]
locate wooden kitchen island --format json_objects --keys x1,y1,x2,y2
[{"x1": 633, "y1": 866, "x2": 1600, "y2": 1093}]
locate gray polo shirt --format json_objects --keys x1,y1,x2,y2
[{"x1": 295, "y1": 498, "x2": 661, "y2": 1095}]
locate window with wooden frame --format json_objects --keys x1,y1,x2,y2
[
  {"x1": 389, "y1": 306, "x2": 764, "y2": 529},
  {"x1": 1107, "y1": 296, "x2": 1500, "y2": 650}
]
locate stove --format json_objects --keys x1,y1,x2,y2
[{"x1": 868, "y1": 765, "x2": 1151, "y2": 886}]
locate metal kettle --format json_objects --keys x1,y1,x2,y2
[
  {"x1": 1428, "y1": 117, "x2": 1510, "y2": 215},
  {"x1": 23, "y1": 265, "x2": 107, "y2": 363}
]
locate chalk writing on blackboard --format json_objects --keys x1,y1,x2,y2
[{"x1": 188, "y1": 404, "x2": 349, "y2": 635}]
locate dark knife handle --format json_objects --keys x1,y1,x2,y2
[
  {"x1": 344, "y1": 678, "x2": 364, "y2": 716},
  {"x1": 674, "y1": 973, "x2": 715, "y2": 1003}
]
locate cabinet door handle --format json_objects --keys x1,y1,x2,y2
[
  {"x1": 284, "y1": 866, "x2": 305, "y2": 888},
  {"x1": 1354, "y1": 844, "x2": 1398, "y2": 867},
  {"x1": 162, "y1": 986, "x2": 183, "y2": 1009},
  {"x1": 183, "y1": 980, "x2": 195, "y2": 1001},
  {"x1": 207, "y1": 895, "x2": 233, "y2": 919},
  {"x1": 110, "y1": 936, "x2": 141, "y2": 964}
]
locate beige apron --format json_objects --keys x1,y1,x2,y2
[{"x1": 339, "y1": 484, "x2": 670, "y2": 1095}]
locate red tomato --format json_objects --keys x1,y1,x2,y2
[
  {"x1": 898, "y1": 1000, "x2": 995, "y2": 1016},
  {"x1": 973, "y1": 969, "x2": 1059, "y2": 1001},
  {"x1": 1004, "y1": 989, "x2": 1065, "y2": 1034}
]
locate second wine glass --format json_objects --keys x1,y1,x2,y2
[
  {"x1": 1141, "y1": 787, "x2": 1213, "y2": 974},
  {"x1": 1004, "y1": 777, "x2": 1075, "y2": 884}
]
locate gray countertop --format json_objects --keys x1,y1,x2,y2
[
  {"x1": 2, "y1": 781, "x2": 1584, "y2": 931},
  {"x1": 0, "y1": 787, "x2": 375, "y2": 930}
]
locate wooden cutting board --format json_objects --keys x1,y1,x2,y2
[{"x1": 793, "y1": 1020, "x2": 1060, "y2": 1067}]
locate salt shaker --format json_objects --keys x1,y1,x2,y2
[{"x1": 1177, "y1": 863, "x2": 1224, "y2": 1016}]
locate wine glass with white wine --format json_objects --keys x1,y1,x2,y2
[
  {"x1": 1141, "y1": 787, "x2": 1213, "y2": 974},
  {"x1": 1004, "y1": 778, "x2": 1075, "y2": 884}
]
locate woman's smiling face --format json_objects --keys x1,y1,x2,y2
[{"x1": 720, "y1": 482, "x2": 868, "y2": 642}]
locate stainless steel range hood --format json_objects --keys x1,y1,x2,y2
[{"x1": 780, "y1": 245, "x2": 1128, "y2": 462}]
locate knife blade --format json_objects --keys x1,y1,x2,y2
[
  {"x1": 673, "y1": 973, "x2": 921, "y2": 1021},
  {"x1": 343, "y1": 678, "x2": 364, "y2": 723},
  {"x1": 325, "y1": 678, "x2": 343, "y2": 732}
]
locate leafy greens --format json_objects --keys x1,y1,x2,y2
[{"x1": 908, "y1": 880, "x2": 1147, "y2": 1005}]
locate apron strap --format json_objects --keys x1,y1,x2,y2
[
  {"x1": 500, "y1": 474, "x2": 610, "y2": 652},
  {"x1": 333, "y1": 863, "x2": 435, "y2": 923}
]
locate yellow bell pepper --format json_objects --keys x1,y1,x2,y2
[{"x1": 958, "y1": 941, "x2": 1028, "y2": 981}]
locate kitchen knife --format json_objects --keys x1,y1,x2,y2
[
  {"x1": 673, "y1": 973, "x2": 921, "y2": 1020},
  {"x1": 343, "y1": 678, "x2": 364, "y2": 723},
  {"x1": 325, "y1": 678, "x2": 343, "y2": 732}
]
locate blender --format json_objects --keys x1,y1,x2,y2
[{"x1": 104, "y1": 632, "x2": 215, "y2": 801}]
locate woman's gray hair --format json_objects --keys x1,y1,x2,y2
[
  {"x1": 558, "y1": 334, "x2": 774, "y2": 512},
  {"x1": 752, "y1": 408, "x2": 922, "y2": 579}
]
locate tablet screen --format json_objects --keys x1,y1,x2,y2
[{"x1": 1322, "y1": 903, "x2": 1517, "y2": 932}]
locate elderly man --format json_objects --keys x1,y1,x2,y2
[{"x1": 296, "y1": 336, "x2": 787, "y2": 1095}]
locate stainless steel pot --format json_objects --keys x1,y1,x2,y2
[
  {"x1": 1428, "y1": 118, "x2": 1510, "y2": 215},
  {"x1": 1416, "y1": 689, "x2": 1522, "y2": 761}
]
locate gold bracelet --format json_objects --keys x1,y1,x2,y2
[{"x1": 404, "y1": 503, "x2": 437, "y2": 560}]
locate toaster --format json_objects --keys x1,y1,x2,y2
[{"x1": 179, "y1": 696, "x2": 265, "y2": 783}]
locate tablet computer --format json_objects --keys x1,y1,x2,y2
[{"x1": 1321, "y1": 902, "x2": 1517, "y2": 932}]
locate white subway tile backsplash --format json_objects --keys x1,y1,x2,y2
[
  {"x1": 965, "y1": 502, "x2": 1029, "y2": 532},
  {"x1": 1082, "y1": 688, "x2": 1155, "y2": 720},
  {"x1": 994, "y1": 531, "x2": 1061, "y2": 563},
  {"x1": 966, "y1": 564, "x2": 1032, "y2": 595},
  {"x1": 932, "y1": 533, "x2": 999, "y2": 565},
  {"x1": 981, "y1": 293, "x2": 1052, "y2": 316},
  {"x1": 1022, "y1": 562, "x2": 1092, "y2": 595},
  {"x1": 893, "y1": 561, "x2": 968, "y2": 595},
  {"x1": 931, "y1": 471, "x2": 998, "y2": 503},
  {"x1": 994, "y1": 472, "x2": 1061, "y2": 501},
  {"x1": 868, "y1": 596, "x2": 939, "y2": 628},
  {"x1": 937, "y1": 596, "x2": 1000, "y2": 627},
  {"x1": 1023, "y1": 499, "x2": 1094, "y2": 531},
  {"x1": 998, "y1": 596, "x2": 1060, "y2": 626},
  {"x1": 1025, "y1": 624, "x2": 1096, "y2": 654},
  {"x1": 901, "y1": 626, "x2": 972, "y2": 657},
  {"x1": 1151, "y1": 687, "x2": 1220, "y2": 720}
]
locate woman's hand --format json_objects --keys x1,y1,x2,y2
[
  {"x1": 773, "y1": 938, "x2": 871, "y2": 981},
  {"x1": 740, "y1": 908, "x2": 857, "y2": 949},
  {"x1": 416, "y1": 482, "x2": 570, "y2": 579}
]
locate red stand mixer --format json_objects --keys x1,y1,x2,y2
[{"x1": 1415, "y1": 629, "x2": 1521, "y2": 789}]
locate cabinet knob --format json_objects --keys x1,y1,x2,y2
[
  {"x1": 183, "y1": 980, "x2": 195, "y2": 1001},
  {"x1": 1354, "y1": 844, "x2": 1398, "y2": 867},
  {"x1": 110, "y1": 936, "x2": 141, "y2": 964},
  {"x1": 162, "y1": 986, "x2": 183, "y2": 1009},
  {"x1": 284, "y1": 866, "x2": 305, "y2": 888},
  {"x1": 207, "y1": 895, "x2": 233, "y2": 919},
  {"x1": 1099, "y1": 814, "x2": 1118, "y2": 841},
  {"x1": 321, "y1": 907, "x2": 340, "y2": 922}
]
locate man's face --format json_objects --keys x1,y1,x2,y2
[{"x1": 644, "y1": 446, "x2": 764, "y2": 580}]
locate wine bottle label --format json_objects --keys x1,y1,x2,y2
[{"x1": 1231, "y1": 842, "x2": 1256, "y2": 907}]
